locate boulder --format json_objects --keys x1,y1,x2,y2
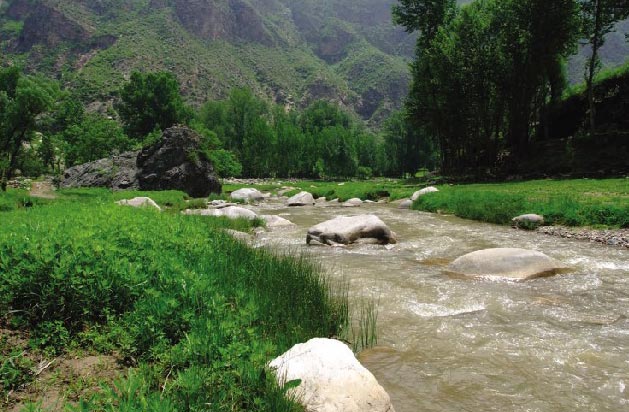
[
  {"x1": 447, "y1": 248, "x2": 567, "y2": 281},
  {"x1": 512, "y1": 214, "x2": 544, "y2": 229},
  {"x1": 411, "y1": 186, "x2": 439, "y2": 201},
  {"x1": 183, "y1": 206, "x2": 257, "y2": 220},
  {"x1": 260, "y1": 215, "x2": 296, "y2": 230},
  {"x1": 343, "y1": 198, "x2": 363, "y2": 207},
  {"x1": 117, "y1": 197, "x2": 161, "y2": 211},
  {"x1": 307, "y1": 215, "x2": 397, "y2": 246},
  {"x1": 61, "y1": 151, "x2": 139, "y2": 190},
  {"x1": 230, "y1": 188, "x2": 265, "y2": 202},
  {"x1": 397, "y1": 199, "x2": 413, "y2": 209},
  {"x1": 61, "y1": 127, "x2": 222, "y2": 198},
  {"x1": 269, "y1": 338, "x2": 395, "y2": 412},
  {"x1": 137, "y1": 126, "x2": 221, "y2": 198},
  {"x1": 287, "y1": 191, "x2": 315, "y2": 206}
]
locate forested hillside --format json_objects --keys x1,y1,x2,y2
[{"x1": 0, "y1": 0, "x2": 414, "y2": 126}]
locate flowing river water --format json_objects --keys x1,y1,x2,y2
[{"x1": 250, "y1": 200, "x2": 628, "y2": 412}]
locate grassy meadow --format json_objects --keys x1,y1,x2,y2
[
  {"x1": 412, "y1": 178, "x2": 629, "y2": 228},
  {"x1": 0, "y1": 188, "x2": 349, "y2": 411}
]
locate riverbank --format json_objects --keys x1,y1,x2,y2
[
  {"x1": 537, "y1": 226, "x2": 629, "y2": 248},
  {"x1": 0, "y1": 189, "x2": 350, "y2": 411}
]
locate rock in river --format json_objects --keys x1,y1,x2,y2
[
  {"x1": 447, "y1": 248, "x2": 567, "y2": 281},
  {"x1": 269, "y1": 338, "x2": 395, "y2": 412},
  {"x1": 230, "y1": 188, "x2": 265, "y2": 202},
  {"x1": 307, "y1": 215, "x2": 397, "y2": 245},
  {"x1": 183, "y1": 206, "x2": 257, "y2": 220},
  {"x1": 287, "y1": 191, "x2": 315, "y2": 206},
  {"x1": 512, "y1": 214, "x2": 544, "y2": 229}
]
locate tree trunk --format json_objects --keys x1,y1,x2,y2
[{"x1": 587, "y1": 0, "x2": 603, "y2": 136}]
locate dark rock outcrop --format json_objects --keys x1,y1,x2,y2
[
  {"x1": 61, "y1": 151, "x2": 139, "y2": 190},
  {"x1": 62, "y1": 126, "x2": 222, "y2": 197}
]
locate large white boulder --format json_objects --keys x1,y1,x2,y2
[
  {"x1": 183, "y1": 206, "x2": 258, "y2": 220},
  {"x1": 411, "y1": 186, "x2": 439, "y2": 201},
  {"x1": 447, "y1": 248, "x2": 567, "y2": 281},
  {"x1": 230, "y1": 188, "x2": 265, "y2": 202},
  {"x1": 307, "y1": 215, "x2": 397, "y2": 245},
  {"x1": 287, "y1": 191, "x2": 316, "y2": 206},
  {"x1": 116, "y1": 197, "x2": 161, "y2": 211},
  {"x1": 269, "y1": 338, "x2": 395, "y2": 412}
]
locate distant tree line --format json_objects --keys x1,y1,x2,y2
[
  {"x1": 1, "y1": 67, "x2": 432, "y2": 190},
  {"x1": 393, "y1": 0, "x2": 629, "y2": 176}
]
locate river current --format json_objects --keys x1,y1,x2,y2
[{"x1": 251, "y1": 200, "x2": 628, "y2": 412}]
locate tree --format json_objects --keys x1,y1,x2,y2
[
  {"x1": 0, "y1": 67, "x2": 57, "y2": 190},
  {"x1": 580, "y1": 0, "x2": 629, "y2": 134},
  {"x1": 115, "y1": 71, "x2": 192, "y2": 139}
]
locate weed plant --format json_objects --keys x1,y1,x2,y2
[
  {"x1": 0, "y1": 193, "x2": 349, "y2": 410},
  {"x1": 413, "y1": 178, "x2": 629, "y2": 228}
]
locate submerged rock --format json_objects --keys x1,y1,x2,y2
[
  {"x1": 343, "y1": 198, "x2": 363, "y2": 207},
  {"x1": 307, "y1": 215, "x2": 397, "y2": 246},
  {"x1": 117, "y1": 197, "x2": 161, "y2": 211},
  {"x1": 269, "y1": 338, "x2": 395, "y2": 412},
  {"x1": 397, "y1": 199, "x2": 413, "y2": 209},
  {"x1": 230, "y1": 188, "x2": 265, "y2": 202},
  {"x1": 447, "y1": 248, "x2": 567, "y2": 281},
  {"x1": 287, "y1": 191, "x2": 315, "y2": 206},
  {"x1": 260, "y1": 215, "x2": 296, "y2": 230},
  {"x1": 411, "y1": 186, "x2": 439, "y2": 201}
]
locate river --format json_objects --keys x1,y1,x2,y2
[{"x1": 251, "y1": 200, "x2": 629, "y2": 412}]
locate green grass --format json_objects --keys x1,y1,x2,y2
[
  {"x1": 0, "y1": 189, "x2": 351, "y2": 411},
  {"x1": 412, "y1": 178, "x2": 629, "y2": 228},
  {"x1": 0, "y1": 189, "x2": 51, "y2": 212}
]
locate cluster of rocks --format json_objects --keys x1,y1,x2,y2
[
  {"x1": 537, "y1": 226, "x2": 629, "y2": 248},
  {"x1": 61, "y1": 126, "x2": 222, "y2": 198}
]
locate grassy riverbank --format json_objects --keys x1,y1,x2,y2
[
  {"x1": 412, "y1": 178, "x2": 629, "y2": 228},
  {"x1": 0, "y1": 189, "x2": 349, "y2": 411}
]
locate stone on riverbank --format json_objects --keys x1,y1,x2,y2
[
  {"x1": 287, "y1": 191, "x2": 315, "y2": 206},
  {"x1": 230, "y1": 188, "x2": 265, "y2": 202},
  {"x1": 116, "y1": 197, "x2": 161, "y2": 211},
  {"x1": 512, "y1": 214, "x2": 544, "y2": 229},
  {"x1": 397, "y1": 199, "x2": 413, "y2": 209},
  {"x1": 183, "y1": 206, "x2": 257, "y2": 220},
  {"x1": 343, "y1": 198, "x2": 363, "y2": 207},
  {"x1": 269, "y1": 338, "x2": 395, "y2": 412},
  {"x1": 260, "y1": 215, "x2": 296, "y2": 230},
  {"x1": 447, "y1": 248, "x2": 567, "y2": 281},
  {"x1": 307, "y1": 215, "x2": 397, "y2": 245},
  {"x1": 411, "y1": 186, "x2": 439, "y2": 201}
]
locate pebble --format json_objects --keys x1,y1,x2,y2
[{"x1": 537, "y1": 226, "x2": 629, "y2": 249}]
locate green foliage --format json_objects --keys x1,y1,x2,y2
[
  {"x1": 0, "y1": 336, "x2": 33, "y2": 396},
  {"x1": 412, "y1": 178, "x2": 629, "y2": 228},
  {"x1": 115, "y1": 71, "x2": 192, "y2": 139},
  {"x1": 0, "y1": 190, "x2": 350, "y2": 410}
]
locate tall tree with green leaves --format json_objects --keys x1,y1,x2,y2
[
  {"x1": 115, "y1": 71, "x2": 192, "y2": 140},
  {"x1": 580, "y1": 0, "x2": 629, "y2": 134},
  {"x1": 0, "y1": 67, "x2": 57, "y2": 190}
]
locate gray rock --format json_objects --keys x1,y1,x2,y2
[
  {"x1": 269, "y1": 338, "x2": 395, "y2": 412},
  {"x1": 61, "y1": 126, "x2": 222, "y2": 198},
  {"x1": 512, "y1": 214, "x2": 544, "y2": 229},
  {"x1": 137, "y1": 126, "x2": 221, "y2": 197},
  {"x1": 287, "y1": 191, "x2": 315, "y2": 206},
  {"x1": 447, "y1": 248, "x2": 568, "y2": 281},
  {"x1": 398, "y1": 199, "x2": 413, "y2": 209},
  {"x1": 61, "y1": 151, "x2": 139, "y2": 190},
  {"x1": 260, "y1": 215, "x2": 296, "y2": 230},
  {"x1": 117, "y1": 197, "x2": 161, "y2": 211},
  {"x1": 183, "y1": 206, "x2": 257, "y2": 220},
  {"x1": 230, "y1": 188, "x2": 265, "y2": 202},
  {"x1": 307, "y1": 215, "x2": 397, "y2": 246},
  {"x1": 411, "y1": 186, "x2": 439, "y2": 201},
  {"x1": 342, "y1": 198, "x2": 363, "y2": 207}
]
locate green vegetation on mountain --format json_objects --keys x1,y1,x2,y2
[{"x1": 0, "y1": 0, "x2": 415, "y2": 126}]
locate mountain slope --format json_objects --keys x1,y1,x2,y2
[{"x1": 0, "y1": 0, "x2": 414, "y2": 126}]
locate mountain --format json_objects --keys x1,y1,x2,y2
[{"x1": 0, "y1": 0, "x2": 415, "y2": 127}]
